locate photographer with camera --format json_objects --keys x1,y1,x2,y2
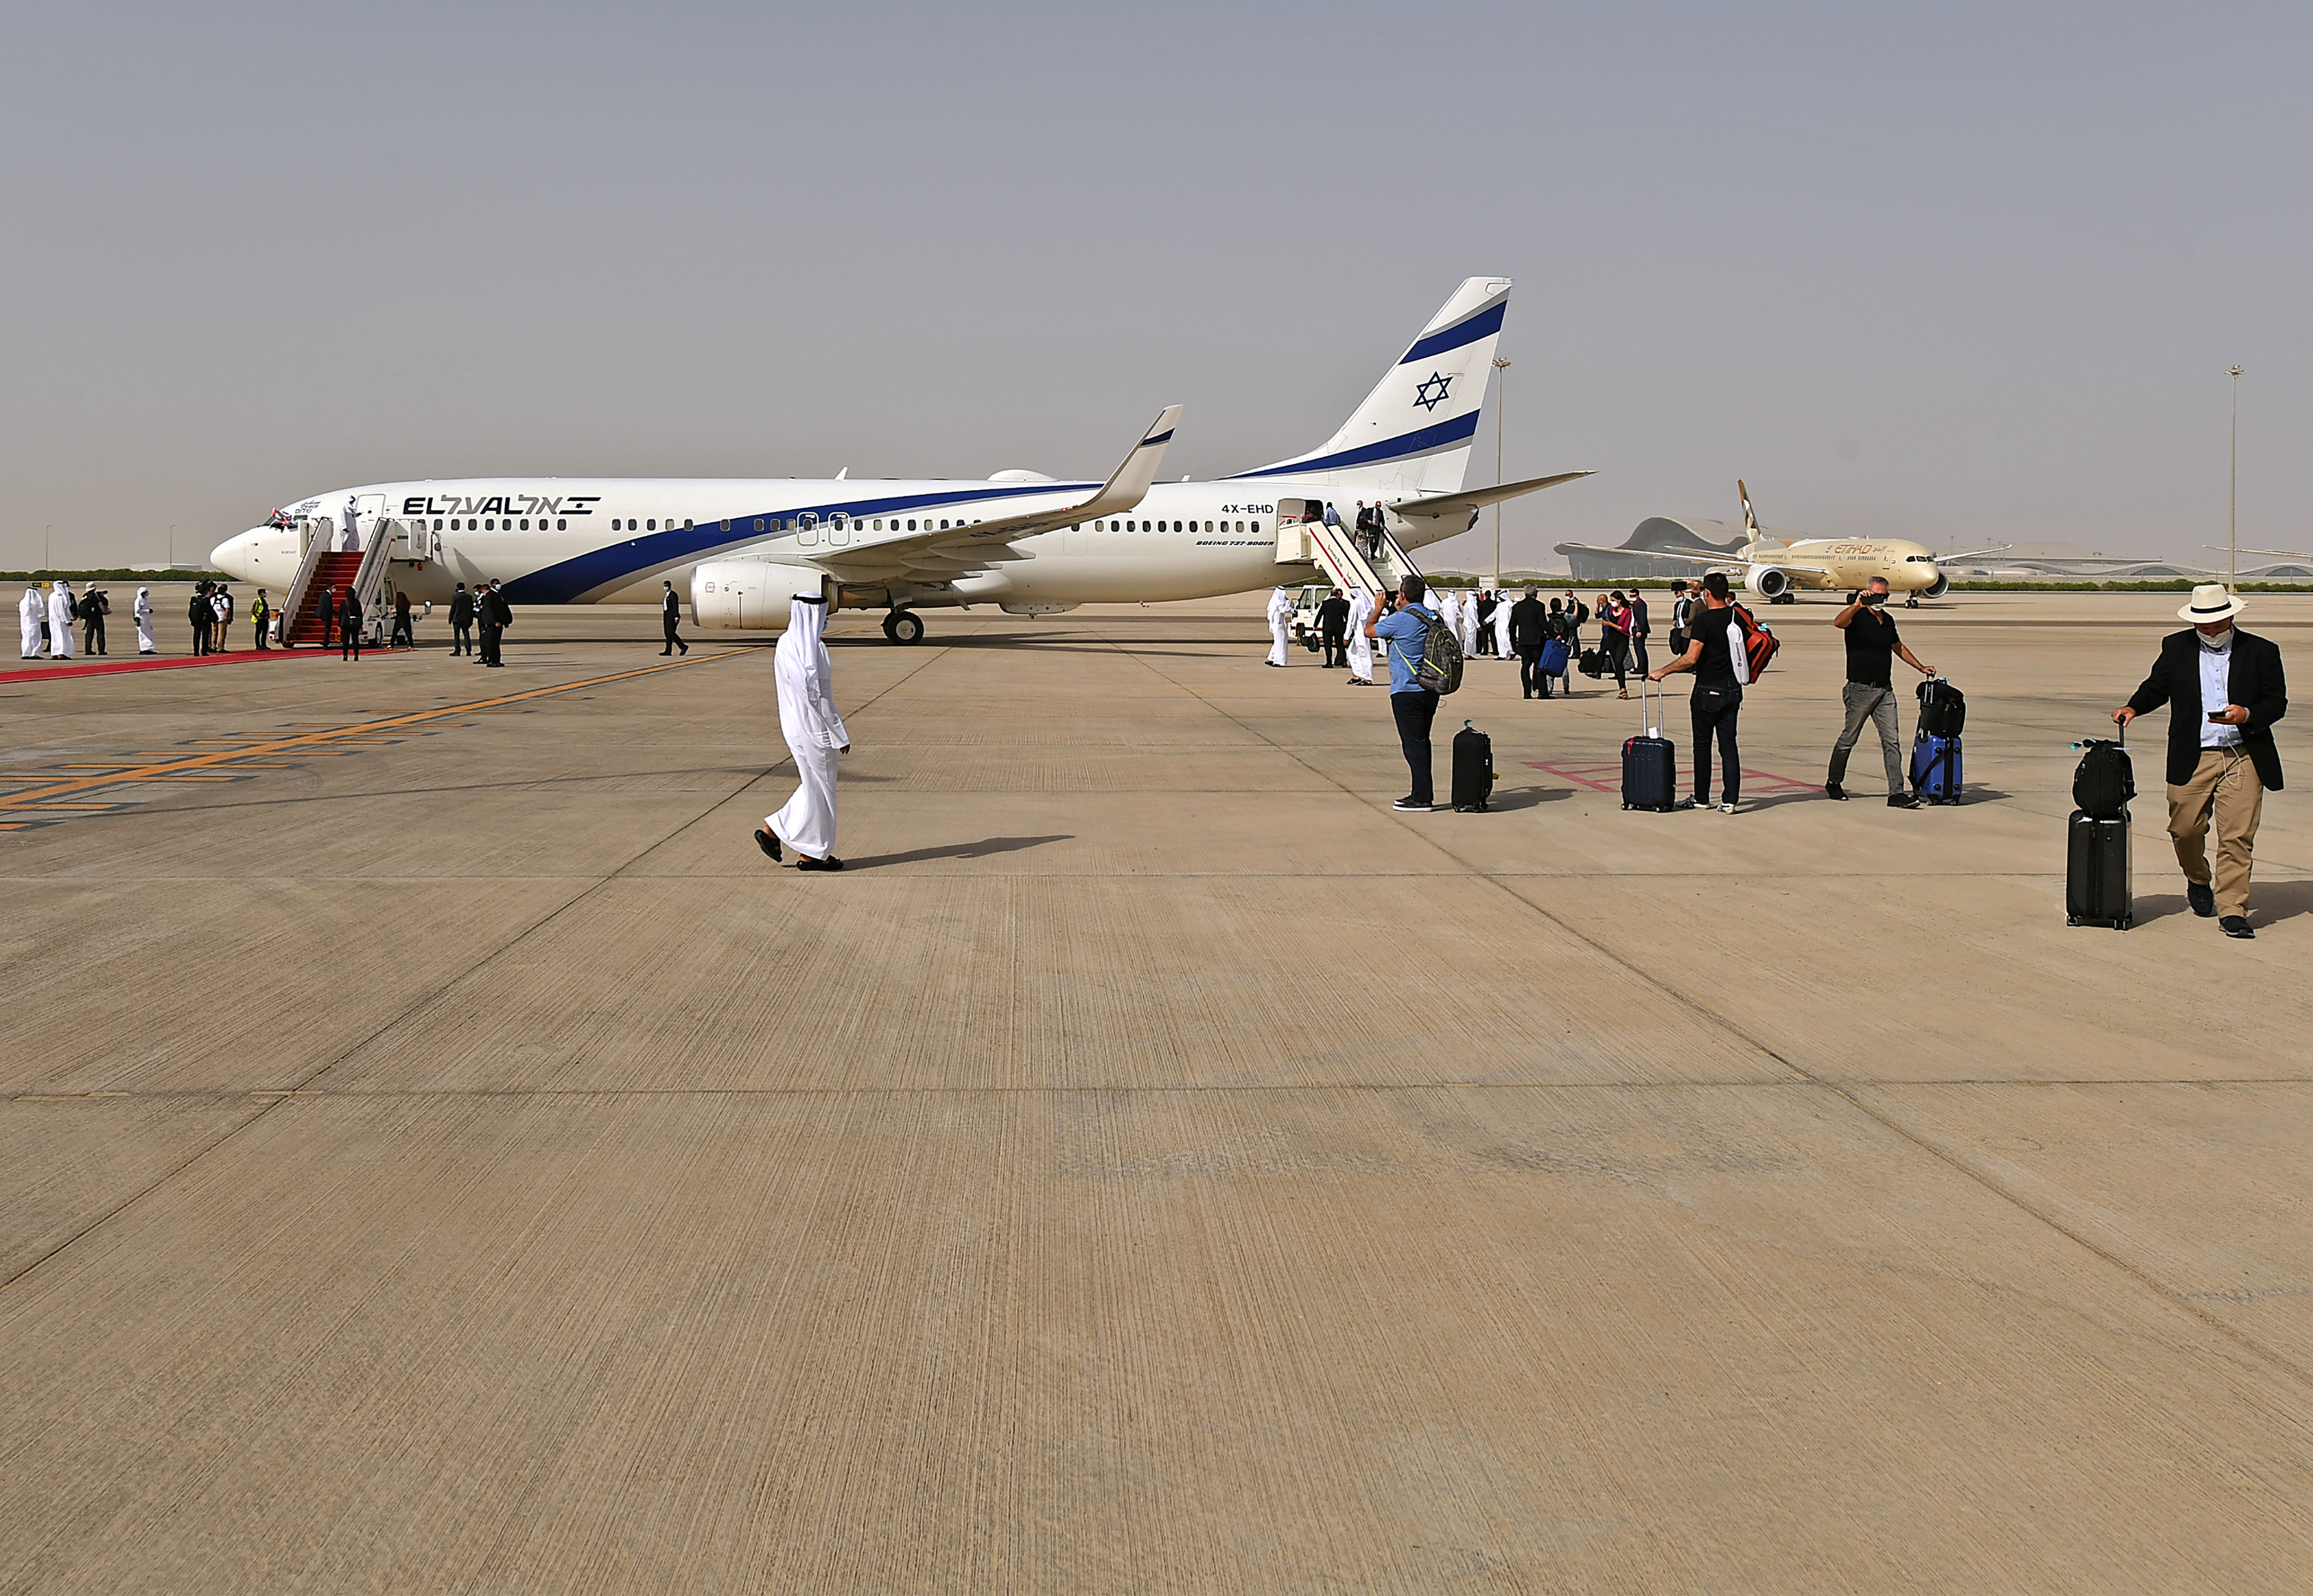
[{"x1": 1827, "y1": 577, "x2": 1936, "y2": 806}]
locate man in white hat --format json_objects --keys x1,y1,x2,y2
[
  {"x1": 756, "y1": 590, "x2": 849, "y2": 871},
  {"x1": 2114, "y1": 583, "x2": 2288, "y2": 939}
]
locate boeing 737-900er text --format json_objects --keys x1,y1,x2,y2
[{"x1": 212, "y1": 278, "x2": 1590, "y2": 643}]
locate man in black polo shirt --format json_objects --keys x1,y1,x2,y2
[{"x1": 1827, "y1": 577, "x2": 1936, "y2": 806}]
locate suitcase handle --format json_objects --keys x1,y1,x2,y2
[{"x1": 1636, "y1": 673, "x2": 1662, "y2": 740}]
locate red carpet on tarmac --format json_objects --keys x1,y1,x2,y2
[{"x1": 0, "y1": 648, "x2": 361, "y2": 687}]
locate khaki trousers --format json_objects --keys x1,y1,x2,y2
[{"x1": 2167, "y1": 747, "x2": 2263, "y2": 918}]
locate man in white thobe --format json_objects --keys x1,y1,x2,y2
[
  {"x1": 340, "y1": 495, "x2": 362, "y2": 552},
  {"x1": 134, "y1": 587, "x2": 157, "y2": 653},
  {"x1": 1264, "y1": 585, "x2": 1294, "y2": 667},
  {"x1": 19, "y1": 586, "x2": 42, "y2": 657},
  {"x1": 756, "y1": 592, "x2": 850, "y2": 871},
  {"x1": 1456, "y1": 589, "x2": 1478, "y2": 655},
  {"x1": 1346, "y1": 588, "x2": 1376, "y2": 685},
  {"x1": 47, "y1": 582, "x2": 76, "y2": 660},
  {"x1": 1492, "y1": 591, "x2": 1515, "y2": 660}
]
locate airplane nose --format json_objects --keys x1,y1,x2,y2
[{"x1": 211, "y1": 530, "x2": 258, "y2": 579}]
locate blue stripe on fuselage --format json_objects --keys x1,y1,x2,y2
[
  {"x1": 1397, "y1": 300, "x2": 1505, "y2": 365},
  {"x1": 1222, "y1": 411, "x2": 1480, "y2": 480},
  {"x1": 500, "y1": 482, "x2": 1091, "y2": 603}
]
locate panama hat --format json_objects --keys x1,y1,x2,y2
[{"x1": 2179, "y1": 583, "x2": 2247, "y2": 624}]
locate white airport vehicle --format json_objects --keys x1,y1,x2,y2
[
  {"x1": 212, "y1": 278, "x2": 1591, "y2": 643},
  {"x1": 1557, "y1": 481, "x2": 2011, "y2": 607}
]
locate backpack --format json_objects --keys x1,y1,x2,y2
[
  {"x1": 2072, "y1": 739, "x2": 2135, "y2": 819},
  {"x1": 1729, "y1": 603, "x2": 1780, "y2": 681},
  {"x1": 1917, "y1": 677, "x2": 1965, "y2": 737},
  {"x1": 1390, "y1": 603, "x2": 1462, "y2": 695}
]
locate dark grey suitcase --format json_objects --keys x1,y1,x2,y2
[
  {"x1": 1451, "y1": 721, "x2": 1494, "y2": 812},
  {"x1": 1622, "y1": 680, "x2": 1678, "y2": 812},
  {"x1": 2066, "y1": 726, "x2": 2132, "y2": 929}
]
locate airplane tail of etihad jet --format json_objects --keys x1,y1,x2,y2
[{"x1": 1229, "y1": 277, "x2": 1511, "y2": 496}]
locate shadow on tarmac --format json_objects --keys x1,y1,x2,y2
[{"x1": 846, "y1": 834, "x2": 1075, "y2": 870}]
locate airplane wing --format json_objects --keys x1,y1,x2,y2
[
  {"x1": 2226, "y1": 546, "x2": 2313, "y2": 561},
  {"x1": 810, "y1": 406, "x2": 1182, "y2": 580},
  {"x1": 1930, "y1": 544, "x2": 2013, "y2": 562},
  {"x1": 1388, "y1": 470, "x2": 1595, "y2": 525}
]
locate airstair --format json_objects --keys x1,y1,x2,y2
[{"x1": 1277, "y1": 505, "x2": 1422, "y2": 597}]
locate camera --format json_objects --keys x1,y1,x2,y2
[{"x1": 1859, "y1": 591, "x2": 1886, "y2": 607}]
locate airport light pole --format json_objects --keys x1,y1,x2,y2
[
  {"x1": 1491, "y1": 355, "x2": 1510, "y2": 588},
  {"x1": 2228, "y1": 365, "x2": 2244, "y2": 592}
]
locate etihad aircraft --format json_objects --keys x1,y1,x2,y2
[
  {"x1": 211, "y1": 278, "x2": 1590, "y2": 642},
  {"x1": 1558, "y1": 481, "x2": 2010, "y2": 607}
]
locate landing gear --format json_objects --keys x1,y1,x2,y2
[
  {"x1": 882, "y1": 609, "x2": 925, "y2": 645},
  {"x1": 1905, "y1": 595, "x2": 1920, "y2": 609},
  {"x1": 1771, "y1": 591, "x2": 1797, "y2": 605}
]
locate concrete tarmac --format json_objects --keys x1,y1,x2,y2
[{"x1": 4, "y1": 590, "x2": 2312, "y2": 1592}]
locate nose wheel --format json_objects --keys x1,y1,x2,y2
[
  {"x1": 882, "y1": 608, "x2": 925, "y2": 645},
  {"x1": 1905, "y1": 595, "x2": 1920, "y2": 609}
]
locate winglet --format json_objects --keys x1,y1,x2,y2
[{"x1": 1067, "y1": 406, "x2": 1183, "y2": 524}]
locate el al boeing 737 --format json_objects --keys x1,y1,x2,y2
[{"x1": 211, "y1": 278, "x2": 1589, "y2": 643}]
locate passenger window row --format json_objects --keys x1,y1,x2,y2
[
  {"x1": 1079, "y1": 519, "x2": 1257, "y2": 535},
  {"x1": 434, "y1": 518, "x2": 570, "y2": 532}
]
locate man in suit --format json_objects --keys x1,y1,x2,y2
[
  {"x1": 1509, "y1": 588, "x2": 1551, "y2": 699},
  {"x1": 2114, "y1": 583, "x2": 2287, "y2": 939},
  {"x1": 479, "y1": 579, "x2": 512, "y2": 666},
  {"x1": 660, "y1": 579, "x2": 689, "y2": 656},
  {"x1": 338, "y1": 587, "x2": 363, "y2": 659},
  {"x1": 1313, "y1": 588, "x2": 1349, "y2": 668}
]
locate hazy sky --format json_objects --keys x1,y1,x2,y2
[{"x1": 4, "y1": 1, "x2": 2307, "y2": 573}]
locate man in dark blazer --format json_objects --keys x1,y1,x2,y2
[{"x1": 2115, "y1": 583, "x2": 2287, "y2": 938}]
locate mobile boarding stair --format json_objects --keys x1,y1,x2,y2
[{"x1": 1275, "y1": 500, "x2": 1422, "y2": 600}]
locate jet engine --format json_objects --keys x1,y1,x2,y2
[
  {"x1": 1745, "y1": 566, "x2": 1793, "y2": 601},
  {"x1": 1920, "y1": 571, "x2": 1950, "y2": 600},
  {"x1": 691, "y1": 561, "x2": 825, "y2": 628}
]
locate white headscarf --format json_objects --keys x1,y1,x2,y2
[
  {"x1": 1266, "y1": 585, "x2": 1294, "y2": 621},
  {"x1": 135, "y1": 586, "x2": 152, "y2": 615},
  {"x1": 19, "y1": 587, "x2": 39, "y2": 621},
  {"x1": 774, "y1": 593, "x2": 847, "y2": 749}
]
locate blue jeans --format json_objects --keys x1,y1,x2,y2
[{"x1": 1392, "y1": 690, "x2": 1438, "y2": 804}]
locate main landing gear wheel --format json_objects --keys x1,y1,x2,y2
[
  {"x1": 882, "y1": 609, "x2": 925, "y2": 645},
  {"x1": 1905, "y1": 595, "x2": 1921, "y2": 609}
]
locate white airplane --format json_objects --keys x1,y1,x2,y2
[
  {"x1": 211, "y1": 278, "x2": 1590, "y2": 642},
  {"x1": 1558, "y1": 481, "x2": 2010, "y2": 607}
]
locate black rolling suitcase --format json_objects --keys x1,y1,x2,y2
[
  {"x1": 1622, "y1": 680, "x2": 1678, "y2": 812},
  {"x1": 2066, "y1": 726, "x2": 2134, "y2": 929},
  {"x1": 1451, "y1": 720, "x2": 1494, "y2": 812}
]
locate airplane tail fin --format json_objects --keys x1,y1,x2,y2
[
  {"x1": 1228, "y1": 277, "x2": 1511, "y2": 495},
  {"x1": 1738, "y1": 479, "x2": 1759, "y2": 550}
]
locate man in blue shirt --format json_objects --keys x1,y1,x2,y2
[{"x1": 1368, "y1": 574, "x2": 1441, "y2": 811}]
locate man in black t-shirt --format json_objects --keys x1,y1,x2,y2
[
  {"x1": 1649, "y1": 572, "x2": 1746, "y2": 812},
  {"x1": 1827, "y1": 577, "x2": 1936, "y2": 805}
]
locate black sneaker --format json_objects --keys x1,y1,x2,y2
[
  {"x1": 2187, "y1": 881, "x2": 2216, "y2": 918},
  {"x1": 1675, "y1": 796, "x2": 1701, "y2": 811},
  {"x1": 1392, "y1": 797, "x2": 1434, "y2": 812},
  {"x1": 2220, "y1": 915, "x2": 2254, "y2": 939},
  {"x1": 1824, "y1": 782, "x2": 1847, "y2": 801},
  {"x1": 1887, "y1": 792, "x2": 1921, "y2": 809}
]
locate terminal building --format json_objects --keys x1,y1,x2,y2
[{"x1": 1556, "y1": 524, "x2": 2313, "y2": 584}]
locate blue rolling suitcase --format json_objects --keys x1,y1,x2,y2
[
  {"x1": 1539, "y1": 637, "x2": 1569, "y2": 678},
  {"x1": 1622, "y1": 680, "x2": 1678, "y2": 812},
  {"x1": 1910, "y1": 730, "x2": 1962, "y2": 804}
]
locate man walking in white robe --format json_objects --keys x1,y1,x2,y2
[
  {"x1": 1492, "y1": 592, "x2": 1515, "y2": 661},
  {"x1": 134, "y1": 587, "x2": 157, "y2": 653},
  {"x1": 19, "y1": 586, "x2": 42, "y2": 657},
  {"x1": 1264, "y1": 585, "x2": 1294, "y2": 667},
  {"x1": 47, "y1": 582, "x2": 76, "y2": 660},
  {"x1": 756, "y1": 592, "x2": 850, "y2": 871},
  {"x1": 340, "y1": 495, "x2": 362, "y2": 552},
  {"x1": 1346, "y1": 588, "x2": 1376, "y2": 685},
  {"x1": 1456, "y1": 589, "x2": 1478, "y2": 656}
]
